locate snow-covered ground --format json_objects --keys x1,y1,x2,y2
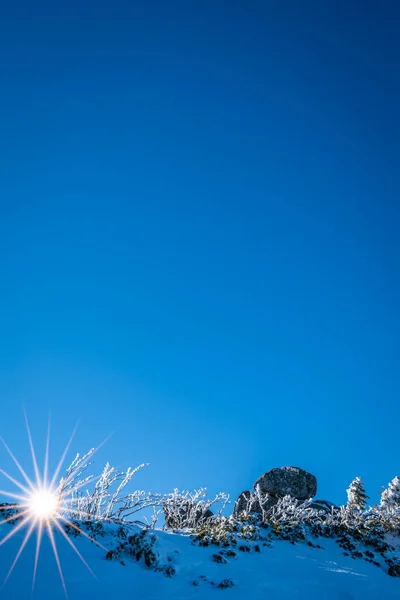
[{"x1": 0, "y1": 521, "x2": 399, "y2": 599}]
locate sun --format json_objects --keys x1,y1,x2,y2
[
  {"x1": 0, "y1": 413, "x2": 109, "y2": 597},
  {"x1": 29, "y1": 489, "x2": 59, "y2": 519}
]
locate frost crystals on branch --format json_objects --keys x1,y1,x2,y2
[{"x1": 57, "y1": 448, "x2": 96, "y2": 501}]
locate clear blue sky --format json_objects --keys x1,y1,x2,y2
[{"x1": 0, "y1": 1, "x2": 399, "y2": 508}]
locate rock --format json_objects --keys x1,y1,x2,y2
[
  {"x1": 254, "y1": 466, "x2": 317, "y2": 500},
  {"x1": 233, "y1": 466, "x2": 318, "y2": 519},
  {"x1": 233, "y1": 490, "x2": 277, "y2": 517},
  {"x1": 163, "y1": 502, "x2": 213, "y2": 529}
]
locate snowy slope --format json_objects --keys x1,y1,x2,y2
[{"x1": 0, "y1": 521, "x2": 399, "y2": 599}]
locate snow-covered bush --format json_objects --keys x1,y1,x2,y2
[
  {"x1": 267, "y1": 495, "x2": 317, "y2": 523},
  {"x1": 163, "y1": 488, "x2": 229, "y2": 530},
  {"x1": 194, "y1": 514, "x2": 266, "y2": 548},
  {"x1": 59, "y1": 451, "x2": 167, "y2": 524},
  {"x1": 58, "y1": 453, "x2": 229, "y2": 530},
  {"x1": 234, "y1": 485, "x2": 277, "y2": 520}
]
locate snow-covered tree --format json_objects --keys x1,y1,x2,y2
[
  {"x1": 380, "y1": 476, "x2": 400, "y2": 510},
  {"x1": 346, "y1": 477, "x2": 369, "y2": 512}
]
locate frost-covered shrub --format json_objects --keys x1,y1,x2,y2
[
  {"x1": 58, "y1": 453, "x2": 229, "y2": 530},
  {"x1": 58, "y1": 452, "x2": 168, "y2": 524},
  {"x1": 233, "y1": 485, "x2": 278, "y2": 520},
  {"x1": 267, "y1": 495, "x2": 319, "y2": 523},
  {"x1": 163, "y1": 488, "x2": 229, "y2": 530},
  {"x1": 194, "y1": 513, "x2": 267, "y2": 549}
]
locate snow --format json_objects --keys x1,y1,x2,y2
[{"x1": 0, "y1": 521, "x2": 398, "y2": 599}]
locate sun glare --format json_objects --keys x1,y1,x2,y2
[
  {"x1": 0, "y1": 413, "x2": 109, "y2": 597},
  {"x1": 29, "y1": 489, "x2": 59, "y2": 519}
]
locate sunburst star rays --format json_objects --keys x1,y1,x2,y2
[{"x1": 0, "y1": 416, "x2": 111, "y2": 597}]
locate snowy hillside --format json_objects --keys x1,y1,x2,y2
[
  {"x1": 1, "y1": 447, "x2": 399, "y2": 599},
  {"x1": 0, "y1": 519, "x2": 399, "y2": 599}
]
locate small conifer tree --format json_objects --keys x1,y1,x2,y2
[
  {"x1": 380, "y1": 476, "x2": 400, "y2": 510},
  {"x1": 346, "y1": 477, "x2": 369, "y2": 511}
]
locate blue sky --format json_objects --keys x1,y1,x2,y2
[{"x1": 0, "y1": 1, "x2": 399, "y2": 508}]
